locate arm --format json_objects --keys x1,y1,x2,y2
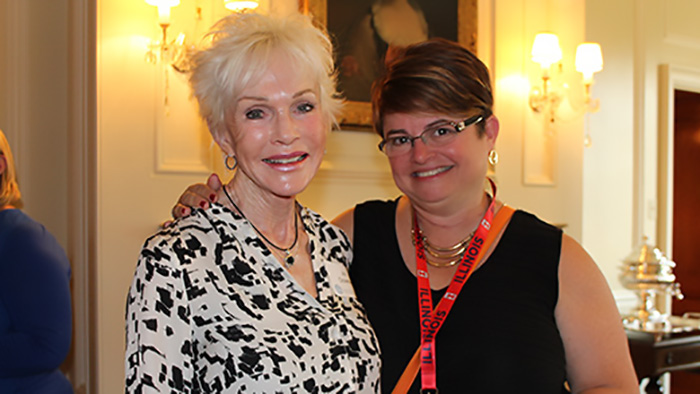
[
  {"x1": 170, "y1": 173, "x2": 223, "y2": 220},
  {"x1": 332, "y1": 207, "x2": 356, "y2": 245},
  {"x1": 0, "y1": 228, "x2": 72, "y2": 377},
  {"x1": 125, "y1": 250, "x2": 194, "y2": 392},
  {"x1": 555, "y1": 234, "x2": 639, "y2": 393}
]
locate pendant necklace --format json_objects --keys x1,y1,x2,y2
[{"x1": 223, "y1": 185, "x2": 299, "y2": 267}]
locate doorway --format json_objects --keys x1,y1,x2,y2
[{"x1": 670, "y1": 89, "x2": 700, "y2": 393}]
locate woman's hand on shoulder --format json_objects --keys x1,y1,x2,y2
[
  {"x1": 170, "y1": 173, "x2": 223, "y2": 221},
  {"x1": 332, "y1": 207, "x2": 356, "y2": 245},
  {"x1": 556, "y1": 234, "x2": 639, "y2": 393}
]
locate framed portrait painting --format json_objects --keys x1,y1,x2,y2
[{"x1": 300, "y1": 0, "x2": 478, "y2": 129}]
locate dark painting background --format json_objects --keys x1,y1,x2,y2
[{"x1": 328, "y1": 0, "x2": 459, "y2": 102}]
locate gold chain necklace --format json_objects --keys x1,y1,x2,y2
[{"x1": 411, "y1": 226, "x2": 475, "y2": 268}]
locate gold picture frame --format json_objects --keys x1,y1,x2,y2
[{"x1": 300, "y1": 0, "x2": 478, "y2": 130}]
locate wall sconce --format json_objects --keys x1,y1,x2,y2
[
  {"x1": 528, "y1": 32, "x2": 603, "y2": 124},
  {"x1": 144, "y1": 0, "x2": 191, "y2": 73},
  {"x1": 145, "y1": 0, "x2": 260, "y2": 73}
]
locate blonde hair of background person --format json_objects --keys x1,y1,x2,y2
[{"x1": 0, "y1": 129, "x2": 23, "y2": 209}]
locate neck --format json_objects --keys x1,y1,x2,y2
[
  {"x1": 223, "y1": 176, "x2": 298, "y2": 243},
  {"x1": 410, "y1": 192, "x2": 491, "y2": 248},
  {"x1": 0, "y1": 204, "x2": 16, "y2": 211}
]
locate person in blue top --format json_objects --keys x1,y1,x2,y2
[{"x1": 0, "y1": 129, "x2": 73, "y2": 393}]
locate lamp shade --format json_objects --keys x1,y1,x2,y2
[
  {"x1": 224, "y1": 0, "x2": 259, "y2": 11},
  {"x1": 531, "y1": 33, "x2": 562, "y2": 68},
  {"x1": 145, "y1": 0, "x2": 180, "y2": 6},
  {"x1": 575, "y1": 42, "x2": 603, "y2": 83}
]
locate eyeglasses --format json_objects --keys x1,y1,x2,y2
[{"x1": 378, "y1": 114, "x2": 484, "y2": 157}]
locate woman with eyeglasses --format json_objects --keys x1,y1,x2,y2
[
  {"x1": 172, "y1": 38, "x2": 638, "y2": 393},
  {"x1": 0, "y1": 129, "x2": 73, "y2": 393}
]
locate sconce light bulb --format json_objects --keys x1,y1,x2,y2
[
  {"x1": 145, "y1": 0, "x2": 180, "y2": 25},
  {"x1": 224, "y1": 0, "x2": 260, "y2": 12},
  {"x1": 581, "y1": 72, "x2": 594, "y2": 85},
  {"x1": 157, "y1": 6, "x2": 171, "y2": 25}
]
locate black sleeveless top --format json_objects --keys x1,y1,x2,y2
[{"x1": 350, "y1": 199, "x2": 568, "y2": 393}]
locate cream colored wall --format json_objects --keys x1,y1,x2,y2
[
  {"x1": 581, "y1": 0, "x2": 637, "y2": 298},
  {"x1": 490, "y1": 0, "x2": 585, "y2": 240},
  {"x1": 582, "y1": 0, "x2": 700, "y2": 304}
]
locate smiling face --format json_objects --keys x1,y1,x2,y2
[
  {"x1": 383, "y1": 112, "x2": 498, "y2": 207},
  {"x1": 215, "y1": 53, "x2": 328, "y2": 201}
]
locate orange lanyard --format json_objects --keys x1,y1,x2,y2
[{"x1": 414, "y1": 179, "x2": 497, "y2": 392}]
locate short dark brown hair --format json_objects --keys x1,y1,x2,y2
[{"x1": 371, "y1": 38, "x2": 493, "y2": 137}]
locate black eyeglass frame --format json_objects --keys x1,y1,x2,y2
[{"x1": 377, "y1": 114, "x2": 484, "y2": 154}]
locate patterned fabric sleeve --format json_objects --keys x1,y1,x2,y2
[{"x1": 125, "y1": 242, "x2": 194, "y2": 393}]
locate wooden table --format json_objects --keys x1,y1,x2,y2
[{"x1": 626, "y1": 329, "x2": 700, "y2": 393}]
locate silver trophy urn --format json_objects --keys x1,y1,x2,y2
[{"x1": 620, "y1": 237, "x2": 683, "y2": 332}]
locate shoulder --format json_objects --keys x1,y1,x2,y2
[
  {"x1": 0, "y1": 209, "x2": 46, "y2": 242},
  {"x1": 499, "y1": 208, "x2": 562, "y2": 253},
  {"x1": 332, "y1": 198, "x2": 400, "y2": 245},
  {"x1": 0, "y1": 210, "x2": 69, "y2": 270},
  {"x1": 303, "y1": 206, "x2": 351, "y2": 247},
  {"x1": 139, "y1": 204, "x2": 231, "y2": 267},
  {"x1": 354, "y1": 198, "x2": 400, "y2": 213},
  {"x1": 558, "y1": 234, "x2": 598, "y2": 278},
  {"x1": 556, "y1": 232, "x2": 613, "y2": 306},
  {"x1": 509, "y1": 209, "x2": 562, "y2": 234}
]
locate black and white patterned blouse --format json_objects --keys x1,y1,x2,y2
[{"x1": 125, "y1": 203, "x2": 381, "y2": 393}]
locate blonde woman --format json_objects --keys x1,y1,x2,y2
[
  {"x1": 0, "y1": 129, "x2": 73, "y2": 393},
  {"x1": 125, "y1": 13, "x2": 380, "y2": 393}
]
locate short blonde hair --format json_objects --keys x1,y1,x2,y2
[
  {"x1": 189, "y1": 12, "x2": 342, "y2": 136},
  {"x1": 0, "y1": 129, "x2": 23, "y2": 208}
]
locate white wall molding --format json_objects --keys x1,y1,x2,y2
[
  {"x1": 662, "y1": 0, "x2": 700, "y2": 51},
  {"x1": 153, "y1": 67, "x2": 216, "y2": 175}
]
